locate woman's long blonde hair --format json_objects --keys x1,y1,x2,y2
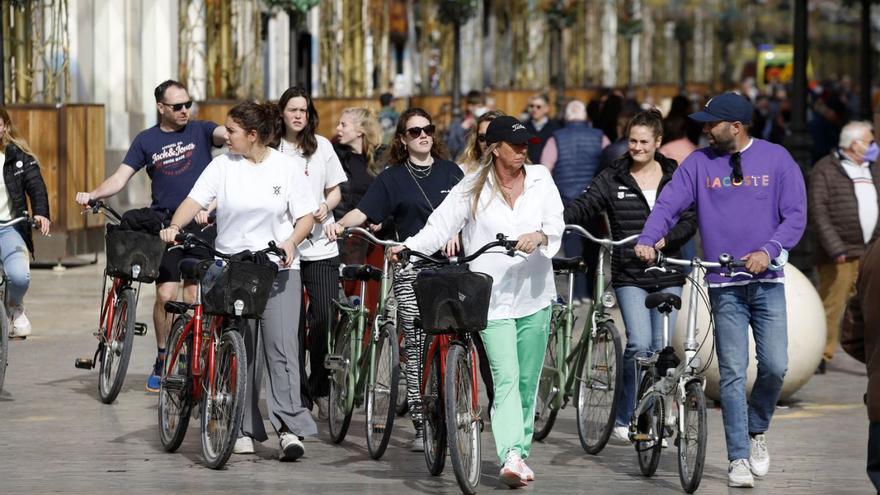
[
  {"x1": 456, "y1": 110, "x2": 504, "y2": 173},
  {"x1": 0, "y1": 108, "x2": 34, "y2": 156},
  {"x1": 468, "y1": 142, "x2": 513, "y2": 219},
  {"x1": 340, "y1": 106, "x2": 383, "y2": 176}
]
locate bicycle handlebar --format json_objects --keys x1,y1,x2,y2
[
  {"x1": 84, "y1": 199, "x2": 123, "y2": 223},
  {"x1": 401, "y1": 233, "x2": 517, "y2": 266},
  {"x1": 339, "y1": 226, "x2": 403, "y2": 247},
  {"x1": 172, "y1": 232, "x2": 287, "y2": 263},
  {"x1": 0, "y1": 215, "x2": 35, "y2": 230},
  {"x1": 564, "y1": 224, "x2": 638, "y2": 247},
  {"x1": 650, "y1": 252, "x2": 753, "y2": 278}
]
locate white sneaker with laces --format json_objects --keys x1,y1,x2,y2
[
  {"x1": 9, "y1": 305, "x2": 31, "y2": 339},
  {"x1": 749, "y1": 434, "x2": 770, "y2": 477},
  {"x1": 279, "y1": 432, "x2": 305, "y2": 461},
  {"x1": 499, "y1": 450, "x2": 528, "y2": 488},
  {"x1": 611, "y1": 425, "x2": 631, "y2": 444},
  {"x1": 728, "y1": 459, "x2": 755, "y2": 488},
  {"x1": 517, "y1": 458, "x2": 535, "y2": 481},
  {"x1": 233, "y1": 436, "x2": 254, "y2": 454}
]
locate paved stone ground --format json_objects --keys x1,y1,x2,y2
[{"x1": 0, "y1": 259, "x2": 874, "y2": 494}]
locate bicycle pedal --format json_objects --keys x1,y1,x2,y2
[
  {"x1": 74, "y1": 357, "x2": 94, "y2": 370},
  {"x1": 371, "y1": 424, "x2": 386, "y2": 433},
  {"x1": 161, "y1": 374, "x2": 189, "y2": 392},
  {"x1": 324, "y1": 355, "x2": 348, "y2": 371},
  {"x1": 631, "y1": 433, "x2": 652, "y2": 442},
  {"x1": 134, "y1": 322, "x2": 148, "y2": 336}
]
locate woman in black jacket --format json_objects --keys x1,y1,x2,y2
[
  {"x1": 563, "y1": 108, "x2": 696, "y2": 443},
  {"x1": 0, "y1": 107, "x2": 51, "y2": 338}
]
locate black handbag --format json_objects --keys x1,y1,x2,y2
[{"x1": 413, "y1": 266, "x2": 493, "y2": 334}]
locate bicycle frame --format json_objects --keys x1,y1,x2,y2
[{"x1": 421, "y1": 332, "x2": 480, "y2": 417}]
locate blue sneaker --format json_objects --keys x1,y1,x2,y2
[{"x1": 146, "y1": 357, "x2": 163, "y2": 392}]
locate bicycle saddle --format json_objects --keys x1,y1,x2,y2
[
  {"x1": 340, "y1": 264, "x2": 383, "y2": 282},
  {"x1": 644, "y1": 292, "x2": 682, "y2": 312},
  {"x1": 178, "y1": 258, "x2": 213, "y2": 281},
  {"x1": 551, "y1": 256, "x2": 584, "y2": 271}
]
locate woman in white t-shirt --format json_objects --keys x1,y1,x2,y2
[
  {"x1": 275, "y1": 87, "x2": 347, "y2": 420},
  {"x1": 160, "y1": 101, "x2": 318, "y2": 462}
]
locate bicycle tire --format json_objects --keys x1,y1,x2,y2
[
  {"x1": 0, "y1": 303, "x2": 8, "y2": 395},
  {"x1": 365, "y1": 322, "x2": 400, "y2": 459},
  {"x1": 677, "y1": 381, "x2": 707, "y2": 493},
  {"x1": 98, "y1": 287, "x2": 136, "y2": 404},
  {"x1": 395, "y1": 330, "x2": 409, "y2": 416},
  {"x1": 575, "y1": 320, "x2": 623, "y2": 454},
  {"x1": 423, "y1": 337, "x2": 447, "y2": 475},
  {"x1": 636, "y1": 372, "x2": 663, "y2": 477},
  {"x1": 158, "y1": 316, "x2": 192, "y2": 452},
  {"x1": 445, "y1": 343, "x2": 481, "y2": 495},
  {"x1": 328, "y1": 316, "x2": 354, "y2": 444},
  {"x1": 200, "y1": 328, "x2": 247, "y2": 469},
  {"x1": 533, "y1": 315, "x2": 561, "y2": 441}
]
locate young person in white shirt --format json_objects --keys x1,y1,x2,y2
[
  {"x1": 159, "y1": 101, "x2": 317, "y2": 461},
  {"x1": 276, "y1": 87, "x2": 348, "y2": 420},
  {"x1": 389, "y1": 115, "x2": 564, "y2": 488}
]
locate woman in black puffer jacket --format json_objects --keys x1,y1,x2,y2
[
  {"x1": 563, "y1": 108, "x2": 696, "y2": 441},
  {"x1": 0, "y1": 107, "x2": 51, "y2": 338}
]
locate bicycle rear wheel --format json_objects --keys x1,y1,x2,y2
[
  {"x1": 200, "y1": 328, "x2": 247, "y2": 469},
  {"x1": 328, "y1": 316, "x2": 354, "y2": 444},
  {"x1": 677, "y1": 381, "x2": 707, "y2": 493},
  {"x1": 158, "y1": 316, "x2": 192, "y2": 452},
  {"x1": 445, "y1": 343, "x2": 481, "y2": 495},
  {"x1": 0, "y1": 303, "x2": 8, "y2": 394},
  {"x1": 575, "y1": 320, "x2": 623, "y2": 454},
  {"x1": 636, "y1": 372, "x2": 663, "y2": 477},
  {"x1": 365, "y1": 322, "x2": 400, "y2": 459},
  {"x1": 98, "y1": 287, "x2": 136, "y2": 404},
  {"x1": 533, "y1": 314, "x2": 562, "y2": 441},
  {"x1": 423, "y1": 337, "x2": 447, "y2": 475}
]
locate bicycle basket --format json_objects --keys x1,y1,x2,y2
[
  {"x1": 202, "y1": 260, "x2": 278, "y2": 318},
  {"x1": 104, "y1": 227, "x2": 166, "y2": 283},
  {"x1": 412, "y1": 268, "x2": 493, "y2": 334}
]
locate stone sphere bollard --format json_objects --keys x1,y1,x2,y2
[{"x1": 665, "y1": 264, "x2": 826, "y2": 402}]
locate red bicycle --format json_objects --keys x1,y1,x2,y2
[
  {"x1": 406, "y1": 234, "x2": 516, "y2": 495},
  {"x1": 75, "y1": 200, "x2": 161, "y2": 404},
  {"x1": 157, "y1": 232, "x2": 283, "y2": 469}
]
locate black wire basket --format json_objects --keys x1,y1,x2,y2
[
  {"x1": 203, "y1": 260, "x2": 278, "y2": 318},
  {"x1": 104, "y1": 227, "x2": 166, "y2": 283},
  {"x1": 413, "y1": 267, "x2": 493, "y2": 334}
]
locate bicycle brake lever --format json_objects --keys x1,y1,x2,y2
[
  {"x1": 645, "y1": 266, "x2": 668, "y2": 274},
  {"x1": 725, "y1": 271, "x2": 754, "y2": 279}
]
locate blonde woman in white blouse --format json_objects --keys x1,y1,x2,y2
[{"x1": 390, "y1": 115, "x2": 564, "y2": 488}]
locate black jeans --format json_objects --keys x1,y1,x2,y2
[
  {"x1": 298, "y1": 256, "x2": 341, "y2": 400},
  {"x1": 869, "y1": 422, "x2": 880, "y2": 493}
]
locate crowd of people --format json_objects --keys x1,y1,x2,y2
[{"x1": 0, "y1": 73, "x2": 876, "y2": 490}]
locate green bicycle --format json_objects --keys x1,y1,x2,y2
[
  {"x1": 325, "y1": 227, "x2": 400, "y2": 460},
  {"x1": 533, "y1": 224, "x2": 637, "y2": 454}
]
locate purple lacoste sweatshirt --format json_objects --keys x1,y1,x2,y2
[{"x1": 637, "y1": 138, "x2": 807, "y2": 285}]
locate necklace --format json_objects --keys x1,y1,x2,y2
[
  {"x1": 406, "y1": 157, "x2": 433, "y2": 179},
  {"x1": 405, "y1": 160, "x2": 437, "y2": 211},
  {"x1": 252, "y1": 147, "x2": 270, "y2": 164},
  {"x1": 280, "y1": 138, "x2": 309, "y2": 175}
]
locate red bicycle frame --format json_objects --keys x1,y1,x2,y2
[
  {"x1": 166, "y1": 301, "x2": 227, "y2": 403},
  {"x1": 98, "y1": 277, "x2": 125, "y2": 342}
]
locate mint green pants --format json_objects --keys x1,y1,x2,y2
[{"x1": 481, "y1": 306, "x2": 551, "y2": 463}]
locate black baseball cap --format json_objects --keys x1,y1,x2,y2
[
  {"x1": 485, "y1": 115, "x2": 540, "y2": 145},
  {"x1": 689, "y1": 92, "x2": 754, "y2": 125}
]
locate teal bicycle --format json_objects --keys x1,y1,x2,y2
[{"x1": 325, "y1": 227, "x2": 400, "y2": 459}]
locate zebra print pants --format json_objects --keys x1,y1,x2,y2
[{"x1": 393, "y1": 262, "x2": 425, "y2": 429}]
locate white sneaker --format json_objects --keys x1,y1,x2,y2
[
  {"x1": 499, "y1": 450, "x2": 528, "y2": 488},
  {"x1": 279, "y1": 432, "x2": 305, "y2": 461},
  {"x1": 410, "y1": 430, "x2": 425, "y2": 452},
  {"x1": 728, "y1": 459, "x2": 755, "y2": 488},
  {"x1": 233, "y1": 436, "x2": 254, "y2": 454},
  {"x1": 517, "y1": 458, "x2": 535, "y2": 481},
  {"x1": 9, "y1": 305, "x2": 31, "y2": 339},
  {"x1": 749, "y1": 434, "x2": 770, "y2": 477},
  {"x1": 611, "y1": 425, "x2": 631, "y2": 444}
]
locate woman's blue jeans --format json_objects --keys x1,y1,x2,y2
[
  {"x1": 614, "y1": 285, "x2": 682, "y2": 426},
  {"x1": 0, "y1": 226, "x2": 29, "y2": 307}
]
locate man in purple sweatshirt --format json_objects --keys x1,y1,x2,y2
[{"x1": 634, "y1": 92, "x2": 807, "y2": 488}]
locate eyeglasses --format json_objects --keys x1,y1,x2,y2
[
  {"x1": 730, "y1": 151, "x2": 744, "y2": 185},
  {"x1": 529, "y1": 104, "x2": 545, "y2": 109},
  {"x1": 161, "y1": 100, "x2": 193, "y2": 112},
  {"x1": 406, "y1": 124, "x2": 436, "y2": 139},
  {"x1": 477, "y1": 134, "x2": 487, "y2": 143}
]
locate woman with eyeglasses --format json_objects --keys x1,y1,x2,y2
[
  {"x1": 326, "y1": 107, "x2": 462, "y2": 451},
  {"x1": 273, "y1": 87, "x2": 348, "y2": 424},
  {"x1": 563, "y1": 108, "x2": 697, "y2": 445},
  {"x1": 457, "y1": 110, "x2": 504, "y2": 174}
]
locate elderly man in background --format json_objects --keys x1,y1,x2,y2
[{"x1": 810, "y1": 120, "x2": 880, "y2": 374}]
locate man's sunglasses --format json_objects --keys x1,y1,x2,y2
[
  {"x1": 406, "y1": 125, "x2": 436, "y2": 139},
  {"x1": 162, "y1": 100, "x2": 193, "y2": 112}
]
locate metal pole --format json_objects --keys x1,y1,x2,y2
[
  {"x1": 861, "y1": 0, "x2": 872, "y2": 120},
  {"x1": 451, "y1": 21, "x2": 461, "y2": 120}
]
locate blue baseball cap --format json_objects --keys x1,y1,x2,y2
[{"x1": 689, "y1": 92, "x2": 753, "y2": 125}]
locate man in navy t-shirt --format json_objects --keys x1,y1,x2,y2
[{"x1": 76, "y1": 80, "x2": 226, "y2": 392}]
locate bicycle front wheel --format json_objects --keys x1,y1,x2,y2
[
  {"x1": 328, "y1": 317, "x2": 354, "y2": 444},
  {"x1": 677, "y1": 381, "x2": 707, "y2": 493},
  {"x1": 423, "y1": 337, "x2": 447, "y2": 475},
  {"x1": 365, "y1": 323, "x2": 400, "y2": 459},
  {"x1": 158, "y1": 316, "x2": 192, "y2": 452},
  {"x1": 200, "y1": 329, "x2": 247, "y2": 469},
  {"x1": 635, "y1": 372, "x2": 663, "y2": 477},
  {"x1": 445, "y1": 343, "x2": 481, "y2": 495},
  {"x1": 0, "y1": 303, "x2": 8, "y2": 394},
  {"x1": 575, "y1": 320, "x2": 623, "y2": 454},
  {"x1": 533, "y1": 315, "x2": 561, "y2": 441},
  {"x1": 98, "y1": 287, "x2": 136, "y2": 404}
]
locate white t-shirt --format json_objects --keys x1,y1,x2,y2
[
  {"x1": 278, "y1": 135, "x2": 347, "y2": 261},
  {"x1": 188, "y1": 148, "x2": 318, "y2": 269},
  {"x1": 0, "y1": 151, "x2": 11, "y2": 220},
  {"x1": 642, "y1": 189, "x2": 657, "y2": 210},
  {"x1": 841, "y1": 158, "x2": 879, "y2": 244}
]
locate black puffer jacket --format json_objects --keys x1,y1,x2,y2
[
  {"x1": 3, "y1": 143, "x2": 49, "y2": 254},
  {"x1": 563, "y1": 152, "x2": 697, "y2": 290}
]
